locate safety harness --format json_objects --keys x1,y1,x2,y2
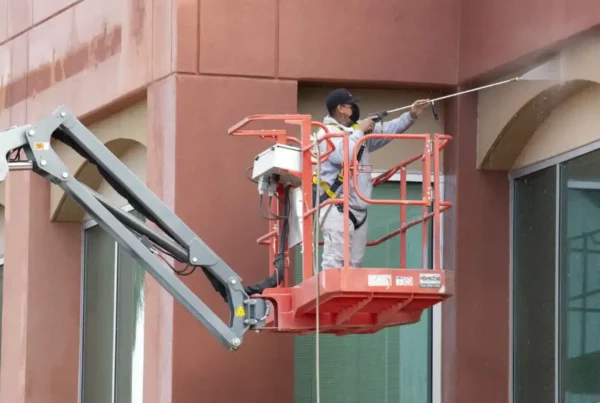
[{"x1": 312, "y1": 122, "x2": 368, "y2": 230}]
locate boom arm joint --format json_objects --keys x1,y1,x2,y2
[{"x1": 0, "y1": 106, "x2": 267, "y2": 350}]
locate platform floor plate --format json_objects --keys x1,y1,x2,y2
[{"x1": 255, "y1": 268, "x2": 453, "y2": 335}]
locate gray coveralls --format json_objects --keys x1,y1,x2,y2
[{"x1": 315, "y1": 113, "x2": 417, "y2": 270}]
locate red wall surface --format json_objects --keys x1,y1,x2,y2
[
  {"x1": 0, "y1": 1, "x2": 599, "y2": 402},
  {"x1": 442, "y1": 94, "x2": 510, "y2": 403},
  {"x1": 459, "y1": 0, "x2": 600, "y2": 81},
  {"x1": 183, "y1": 0, "x2": 461, "y2": 86},
  {"x1": 171, "y1": 75, "x2": 298, "y2": 402},
  {"x1": 0, "y1": 172, "x2": 81, "y2": 403},
  {"x1": 277, "y1": 0, "x2": 460, "y2": 85},
  {"x1": 143, "y1": 74, "x2": 298, "y2": 403}
]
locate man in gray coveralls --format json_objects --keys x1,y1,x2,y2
[{"x1": 313, "y1": 88, "x2": 429, "y2": 270}]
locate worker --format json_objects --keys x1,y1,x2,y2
[{"x1": 314, "y1": 88, "x2": 430, "y2": 270}]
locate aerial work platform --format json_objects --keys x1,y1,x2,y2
[
  {"x1": 229, "y1": 114, "x2": 453, "y2": 336},
  {"x1": 0, "y1": 107, "x2": 453, "y2": 350}
]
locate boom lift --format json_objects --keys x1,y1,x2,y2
[
  {"x1": 0, "y1": 106, "x2": 453, "y2": 351},
  {"x1": 229, "y1": 114, "x2": 454, "y2": 334}
]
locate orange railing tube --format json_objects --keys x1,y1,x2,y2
[{"x1": 229, "y1": 114, "x2": 453, "y2": 288}]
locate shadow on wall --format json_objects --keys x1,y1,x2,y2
[
  {"x1": 51, "y1": 101, "x2": 148, "y2": 222},
  {"x1": 56, "y1": 139, "x2": 147, "y2": 222}
]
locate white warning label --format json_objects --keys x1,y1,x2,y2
[{"x1": 368, "y1": 274, "x2": 391, "y2": 287}]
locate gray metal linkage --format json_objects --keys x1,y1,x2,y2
[{"x1": 0, "y1": 106, "x2": 268, "y2": 350}]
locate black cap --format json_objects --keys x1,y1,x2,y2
[{"x1": 326, "y1": 88, "x2": 361, "y2": 112}]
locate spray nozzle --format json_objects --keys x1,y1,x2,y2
[{"x1": 431, "y1": 101, "x2": 439, "y2": 121}]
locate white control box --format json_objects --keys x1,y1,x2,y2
[{"x1": 252, "y1": 144, "x2": 302, "y2": 187}]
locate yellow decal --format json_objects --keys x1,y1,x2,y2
[
  {"x1": 235, "y1": 305, "x2": 246, "y2": 317},
  {"x1": 34, "y1": 142, "x2": 47, "y2": 150}
]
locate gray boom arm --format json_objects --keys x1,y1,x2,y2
[{"x1": 0, "y1": 106, "x2": 268, "y2": 351}]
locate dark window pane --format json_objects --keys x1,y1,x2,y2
[
  {"x1": 513, "y1": 166, "x2": 556, "y2": 403},
  {"x1": 81, "y1": 225, "x2": 117, "y2": 403},
  {"x1": 115, "y1": 210, "x2": 146, "y2": 403},
  {"x1": 560, "y1": 152, "x2": 600, "y2": 403},
  {"x1": 82, "y1": 210, "x2": 146, "y2": 403},
  {"x1": 114, "y1": 246, "x2": 146, "y2": 403}
]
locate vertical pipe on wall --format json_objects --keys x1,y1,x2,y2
[
  {"x1": 111, "y1": 241, "x2": 119, "y2": 403},
  {"x1": 79, "y1": 229, "x2": 86, "y2": 402},
  {"x1": 508, "y1": 174, "x2": 514, "y2": 403},
  {"x1": 554, "y1": 165, "x2": 561, "y2": 403}
]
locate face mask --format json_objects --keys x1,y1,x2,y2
[{"x1": 350, "y1": 104, "x2": 360, "y2": 123}]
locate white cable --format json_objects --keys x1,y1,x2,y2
[{"x1": 312, "y1": 136, "x2": 322, "y2": 403}]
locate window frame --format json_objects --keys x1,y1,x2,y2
[
  {"x1": 79, "y1": 204, "x2": 134, "y2": 403},
  {"x1": 371, "y1": 170, "x2": 444, "y2": 403},
  {"x1": 509, "y1": 139, "x2": 600, "y2": 403}
]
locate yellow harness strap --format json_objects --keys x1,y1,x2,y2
[
  {"x1": 312, "y1": 176, "x2": 338, "y2": 199},
  {"x1": 312, "y1": 123, "x2": 359, "y2": 191}
]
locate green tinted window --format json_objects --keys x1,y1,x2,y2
[{"x1": 295, "y1": 182, "x2": 433, "y2": 403}]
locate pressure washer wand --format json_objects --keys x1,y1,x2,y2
[{"x1": 368, "y1": 76, "x2": 520, "y2": 122}]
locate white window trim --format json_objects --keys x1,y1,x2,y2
[
  {"x1": 510, "y1": 167, "x2": 562, "y2": 403},
  {"x1": 78, "y1": 171, "x2": 445, "y2": 403},
  {"x1": 371, "y1": 170, "x2": 444, "y2": 403},
  {"x1": 509, "y1": 137, "x2": 600, "y2": 180},
  {"x1": 81, "y1": 204, "x2": 134, "y2": 230}
]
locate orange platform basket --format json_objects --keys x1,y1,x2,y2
[{"x1": 228, "y1": 114, "x2": 453, "y2": 336}]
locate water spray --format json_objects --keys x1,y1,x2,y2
[{"x1": 367, "y1": 76, "x2": 520, "y2": 122}]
